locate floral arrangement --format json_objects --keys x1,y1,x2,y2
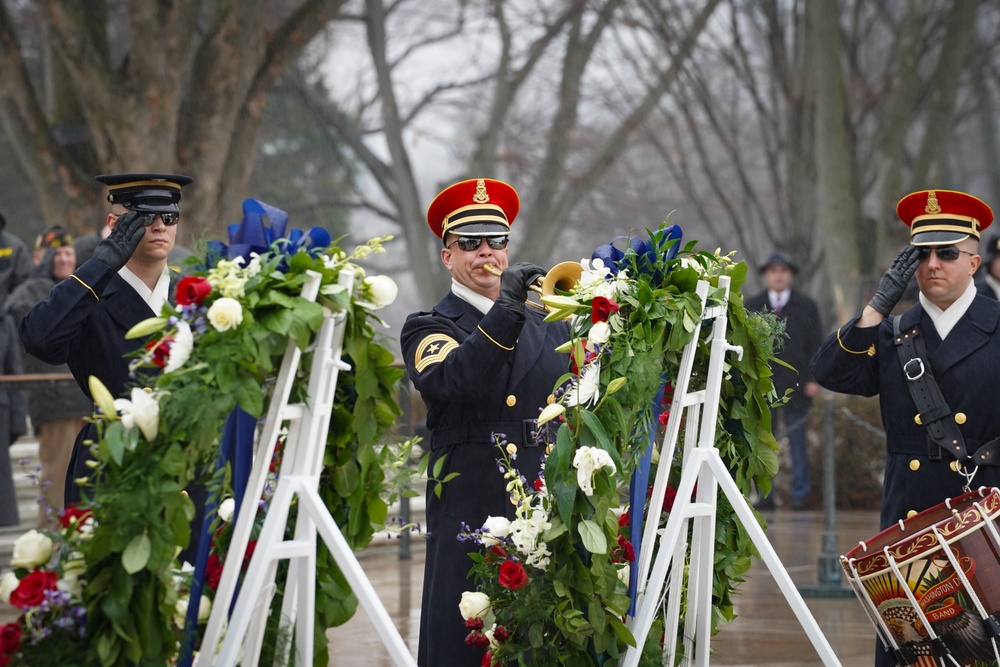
[
  {"x1": 460, "y1": 225, "x2": 785, "y2": 666},
  {"x1": 1, "y1": 232, "x2": 407, "y2": 667}
]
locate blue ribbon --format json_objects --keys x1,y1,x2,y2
[
  {"x1": 206, "y1": 198, "x2": 332, "y2": 267},
  {"x1": 627, "y1": 383, "x2": 665, "y2": 615},
  {"x1": 591, "y1": 225, "x2": 683, "y2": 282}
]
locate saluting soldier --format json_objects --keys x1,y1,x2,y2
[
  {"x1": 18, "y1": 173, "x2": 192, "y2": 509},
  {"x1": 811, "y1": 189, "x2": 1000, "y2": 667},
  {"x1": 401, "y1": 178, "x2": 569, "y2": 667}
]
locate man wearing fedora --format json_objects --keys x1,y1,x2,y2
[
  {"x1": 745, "y1": 251, "x2": 822, "y2": 510},
  {"x1": 812, "y1": 189, "x2": 1000, "y2": 667},
  {"x1": 401, "y1": 178, "x2": 570, "y2": 666}
]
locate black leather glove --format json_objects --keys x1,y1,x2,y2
[
  {"x1": 496, "y1": 262, "x2": 546, "y2": 317},
  {"x1": 91, "y1": 210, "x2": 146, "y2": 271},
  {"x1": 868, "y1": 245, "x2": 920, "y2": 316}
]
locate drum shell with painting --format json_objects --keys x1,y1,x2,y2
[{"x1": 842, "y1": 487, "x2": 1000, "y2": 666}]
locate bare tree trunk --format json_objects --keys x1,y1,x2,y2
[
  {"x1": 810, "y1": 0, "x2": 862, "y2": 323},
  {"x1": 910, "y1": 0, "x2": 980, "y2": 188}
]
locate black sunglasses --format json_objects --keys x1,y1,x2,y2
[
  {"x1": 122, "y1": 209, "x2": 180, "y2": 227},
  {"x1": 447, "y1": 236, "x2": 509, "y2": 252},
  {"x1": 915, "y1": 246, "x2": 972, "y2": 262}
]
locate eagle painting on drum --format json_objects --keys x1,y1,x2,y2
[{"x1": 843, "y1": 488, "x2": 1000, "y2": 666}]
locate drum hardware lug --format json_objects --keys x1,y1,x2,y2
[
  {"x1": 890, "y1": 645, "x2": 917, "y2": 666},
  {"x1": 983, "y1": 612, "x2": 1000, "y2": 638}
]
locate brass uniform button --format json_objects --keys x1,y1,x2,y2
[
  {"x1": 914, "y1": 414, "x2": 922, "y2": 425},
  {"x1": 906, "y1": 510, "x2": 918, "y2": 519},
  {"x1": 950, "y1": 460, "x2": 962, "y2": 472},
  {"x1": 505, "y1": 395, "x2": 517, "y2": 407},
  {"x1": 909, "y1": 459, "x2": 920, "y2": 471},
  {"x1": 546, "y1": 394, "x2": 555, "y2": 405},
  {"x1": 954, "y1": 412, "x2": 967, "y2": 425}
]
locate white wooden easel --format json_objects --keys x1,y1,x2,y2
[
  {"x1": 620, "y1": 276, "x2": 841, "y2": 667},
  {"x1": 196, "y1": 271, "x2": 416, "y2": 667}
]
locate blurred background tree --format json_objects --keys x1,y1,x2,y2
[{"x1": 3, "y1": 0, "x2": 1000, "y2": 328}]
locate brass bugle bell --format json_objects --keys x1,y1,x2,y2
[{"x1": 483, "y1": 261, "x2": 584, "y2": 312}]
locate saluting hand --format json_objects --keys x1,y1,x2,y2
[
  {"x1": 91, "y1": 210, "x2": 146, "y2": 271},
  {"x1": 868, "y1": 245, "x2": 920, "y2": 317}
]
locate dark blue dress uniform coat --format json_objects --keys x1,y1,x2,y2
[
  {"x1": 18, "y1": 258, "x2": 165, "y2": 504},
  {"x1": 402, "y1": 292, "x2": 569, "y2": 667},
  {"x1": 810, "y1": 297, "x2": 1000, "y2": 532}
]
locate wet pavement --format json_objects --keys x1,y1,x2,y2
[{"x1": 327, "y1": 508, "x2": 884, "y2": 666}]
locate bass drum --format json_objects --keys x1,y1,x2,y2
[{"x1": 842, "y1": 487, "x2": 1000, "y2": 667}]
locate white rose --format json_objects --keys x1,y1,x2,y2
[
  {"x1": 480, "y1": 516, "x2": 511, "y2": 546},
  {"x1": 572, "y1": 446, "x2": 617, "y2": 496},
  {"x1": 364, "y1": 275, "x2": 398, "y2": 309},
  {"x1": 114, "y1": 387, "x2": 160, "y2": 441},
  {"x1": 218, "y1": 497, "x2": 235, "y2": 523},
  {"x1": 588, "y1": 321, "x2": 610, "y2": 345},
  {"x1": 458, "y1": 591, "x2": 491, "y2": 621},
  {"x1": 174, "y1": 594, "x2": 212, "y2": 628},
  {"x1": 10, "y1": 529, "x2": 54, "y2": 569},
  {"x1": 0, "y1": 571, "x2": 20, "y2": 604},
  {"x1": 207, "y1": 297, "x2": 244, "y2": 332},
  {"x1": 164, "y1": 320, "x2": 193, "y2": 373}
]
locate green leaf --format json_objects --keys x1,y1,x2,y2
[
  {"x1": 578, "y1": 519, "x2": 607, "y2": 554},
  {"x1": 122, "y1": 532, "x2": 152, "y2": 574}
]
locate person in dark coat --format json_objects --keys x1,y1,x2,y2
[
  {"x1": 811, "y1": 189, "x2": 1000, "y2": 667},
  {"x1": 0, "y1": 310, "x2": 27, "y2": 526},
  {"x1": 744, "y1": 251, "x2": 822, "y2": 509},
  {"x1": 401, "y1": 178, "x2": 570, "y2": 667},
  {"x1": 18, "y1": 173, "x2": 193, "y2": 511},
  {"x1": 975, "y1": 231, "x2": 1000, "y2": 299},
  {"x1": 0, "y1": 210, "x2": 32, "y2": 309},
  {"x1": 7, "y1": 226, "x2": 94, "y2": 527}
]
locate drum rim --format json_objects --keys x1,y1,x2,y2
[{"x1": 842, "y1": 486, "x2": 1000, "y2": 577}]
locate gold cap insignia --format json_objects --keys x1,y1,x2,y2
[
  {"x1": 473, "y1": 179, "x2": 490, "y2": 204},
  {"x1": 925, "y1": 191, "x2": 942, "y2": 215}
]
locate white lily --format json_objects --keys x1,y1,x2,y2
[{"x1": 114, "y1": 387, "x2": 160, "y2": 441}]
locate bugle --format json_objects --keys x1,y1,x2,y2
[{"x1": 483, "y1": 261, "x2": 583, "y2": 312}]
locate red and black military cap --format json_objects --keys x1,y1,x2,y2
[
  {"x1": 426, "y1": 178, "x2": 519, "y2": 245},
  {"x1": 897, "y1": 189, "x2": 994, "y2": 246}
]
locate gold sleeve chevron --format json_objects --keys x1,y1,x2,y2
[{"x1": 414, "y1": 333, "x2": 459, "y2": 372}]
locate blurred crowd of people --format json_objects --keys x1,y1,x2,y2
[{"x1": 0, "y1": 213, "x2": 93, "y2": 529}]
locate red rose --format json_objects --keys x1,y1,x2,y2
[
  {"x1": 244, "y1": 540, "x2": 257, "y2": 565},
  {"x1": 498, "y1": 560, "x2": 529, "y2": 590},
  {"x1": 663, "y1": 486, "x2": 678, "y2": 513},
  {"x1": 617, "y1": 535, "x2": 635, "y2": 562},
  {"x1": 591, "y1": 296, "x2": 620, "y2": 323},
  {"x1": 658, "y1": 410, "x2": 671, "y2": 425},
  {"x1": 487, "y1": 545, "x2": 507, "y2": 562},
  {"x1": 59, "y1": 505, "x2": 93, "y2": 530},
  {"x1": 145, "y1": 336, "x2": 173, "y2": 368},
  {"x1": 465, "y1": 631, "x2": 490, "y2": 648},
  {"x1": 534, "y1": 478, "x2": 544, "y2": 492},
  {"x1": 481, "y1": 651, "x2": 493, "y2": 667},
  {"x1": 175, "y1": 276, "x2": 212, "y2": 306},
  {"x1": 0, "y1": 623, "x2": 21, "y2": 655},
  {"x1": 205, "y1": 553, "x2": 224, "y2": 590},
  {"x1": 618, "y1": 511, "x2": 630, "y2": 528},
  {"x1": 493, "y1": 625, "x2": 509, "y2": 642},
  {"x1": 9, "y1": 570, "x2": 58, "y2": 609},
  {"x1": 464, "y1": 617, "x2": 484, "y2": 631}
]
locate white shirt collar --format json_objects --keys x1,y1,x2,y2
[
  {"x1": 918, "y1": 281, "x2": 977, "y2": 340},
  {"x1": 768, "y1": 288, "x2": 791, "y2": 309},
  {"x1": 451, "y1": 278, "x2": 495, "y2": 315},
  {"x1": 119, "y1": 265, "x2": 172, "y2": 316}
]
